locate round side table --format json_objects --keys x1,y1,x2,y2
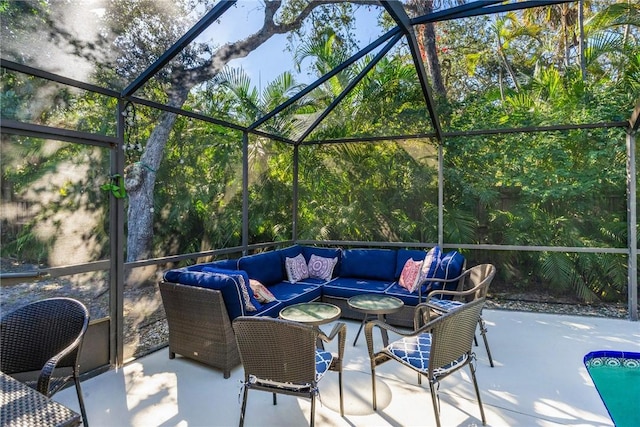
[{"x1": 347, "y1": 294, "x2": 404, "y2": 346}]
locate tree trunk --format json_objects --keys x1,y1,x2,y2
[
  {"x1": 562, "y1": 4, "x2": 571, "y2": 69},
  {"x1": 411, "y1": 0, "x2": 447, "y2": 98},
  {"x1": 578, "y1": 0, "x2": 586, "y2": 81},
  {"x1": 125, "y1": 88, "x2": 189, "y2": 262}
]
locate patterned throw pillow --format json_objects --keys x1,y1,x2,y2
[
  {"x1": 421, "y1": 246, "x2": 442, "y2": 290},
  {"x1": 398, "y1": 258, "x2": 424, "y2": 293},
  {"x1": 235, "y1": 274, "x2": 257, "y2": 312},
  {"x1": 307, "y1": 254, "x2": 338, "y2": 281},
  {"x1": 249, "y1": 279, "x2": 277, "y2": 303},
  {"x1": 285, "y1": 253, "x2": 309, "y2": 283}
]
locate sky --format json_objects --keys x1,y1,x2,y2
[{"x1": 202, "y1": 1, "x2": 388, "y2": 90}]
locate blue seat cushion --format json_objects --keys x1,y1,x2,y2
[
  {"x1": 322, "y1": 277, "x2": 392, "y2": 299},
  {"x1": 384, "y1": 282, "x2": 424, "y2": 306},
  {"x1": 246, "y1": 300, "x2": 282, "y2": 318},
  {"x1": 428, "y1": 299, "x2": 464, "y2": 312},
  {"x1": 294, "y1": 277, "x2": 328, "y2": 286},
  {"x1": 340, "y1": 249, "x2": 396, "y2": 281},
  {"x1": 386, "y1": 332, "x2": 467, "y2": 375},
  {"x1": 267, "y1": 282, "x2": 322, "y2": 305},
  {"x1": 315, "y1": 349, "x2": 334, "y2": 381},
  {"x1": 250, "y1": 348, "x2": 333, "y2": 389}
]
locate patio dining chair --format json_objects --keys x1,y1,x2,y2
[
  {"x1": 0, "y1": 297, "x2": 90, "y2": 426},
  {"x1": 366, "y1": 298, "x2": 487, "y2": 427},
  {"x1": 418, "y1": 263, "x2": 496, "y2": 367},
  {"x1": 232, "y1": 316, "x2": 346, "y2": 427}
]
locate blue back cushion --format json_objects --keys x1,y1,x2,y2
[
  {"x1": 171, "y1": 270, "x2": 246, "y2": 320},
  {"x1": 183, "y1": 259, "x2": 239, "y2": 272},
  {"x1": 340, "y1": 249, "x2": 397, "y2": 281},
  {"x1": 208, "y1": 258, "x2": 239, "y2": 270},
  {"x1": 302, "y1": 246, "x2": 342, "y2": 279},
  {"x1": 163, "y1": 268, "x2": 184, "y2": 282},
  {"x1": 278, "y1": 244, "x2": 303, "y2": 261},
  {"x1": 301, "y1": 246, "x2": 341, "y2": 262},
  {"x1": 239, "y1": 250, "x2": 285, "y2": 286},
  {"x1": 431, "y1": 251, "x2": 466, "y2": 294},
  {"x1": 202, "y1": 267, "x2": 262, "y2": 312},
  {"x1": 395, "y1": 249, "x2": 427, "y2": 278}
]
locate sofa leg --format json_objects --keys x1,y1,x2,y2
[
  {"x1": 224, "y1": 370, "x2": 231, "y2": 379},
  {"x1": 169, "y1": 350, "x2": 175, "y2": 359}
]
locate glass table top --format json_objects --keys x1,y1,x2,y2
[
  {"x1": 347, "y1": 294, "x2": 404, "y2": 314},
  {"x1": 279, "y1": 302, "x2": 341, "y2": 325}
]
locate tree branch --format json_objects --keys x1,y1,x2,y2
[{"x1": 177, "y1": 0, "x2": 379, "y2": 90}]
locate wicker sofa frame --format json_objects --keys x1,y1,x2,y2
[{"x1": 159, "y1": 281, "x2": 240, "y2": 378}]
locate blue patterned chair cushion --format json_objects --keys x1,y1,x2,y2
[
  {"x1": 428, "y1": 299, "x2": 464, "y2": 312},
  {"x1": 315, "y1": 348, "x2": 333, "y2": 381},
  {"x1": 386, "y1": 333, "x2": 467, "y2": 376}
]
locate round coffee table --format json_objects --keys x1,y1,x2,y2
[
  {"x1": 348, "y1": 294, "x2": 404, "y2": 346},
  {"x1": 279, "y1": 302, "x2": 341, "y2": 348}
]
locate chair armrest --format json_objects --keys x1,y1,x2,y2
[
  {"x1": 319, "y1": 322, "x2": 347, "y2": 367},
  {"x1": 37, "y1": 334, "x2": 83, "y2": 395},
  {"x1": 426, "y1": 282, "x2": 481, "y2": 304},
  {"x1": 417, "y1": 270, "x2": 468, "y2": 302},
  {"x1": 413, "y1": 302, "x2": 436, "y2": 329}
]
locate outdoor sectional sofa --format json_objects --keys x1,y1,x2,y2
[{"x1": 159, "y1": 244, "x2": 465, "y2": 378}]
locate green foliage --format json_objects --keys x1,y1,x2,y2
[{"x1": 2, "y1": 0, "x2": 637, "y2": 304}]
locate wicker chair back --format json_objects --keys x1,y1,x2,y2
[{"x1": 0, "y1": 297, "x2": 90, "y2": 426}]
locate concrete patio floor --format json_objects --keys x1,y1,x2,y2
[{"x1": 54, "y1": 309, "x2": 640, "y2": 427}]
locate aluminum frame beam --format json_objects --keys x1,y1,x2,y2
[
  {"x1": 1, "y1": 119, "x2": 117, "y2": 148},
  {"x1": 122, "y1": 0, "x2": 237, "y2": 97},
  {"x1": 381, "y1": 1, "x2": 443, "y2": 141},
  {"x1": 411, "y1": 0, "x2": 504, "y2": 24},
  {"x1": 631, "y1": 101, "x2": 640, "y2": 134},
  {"x1": 412, "y1": 0, "x2": 574, "y2": 24}
]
